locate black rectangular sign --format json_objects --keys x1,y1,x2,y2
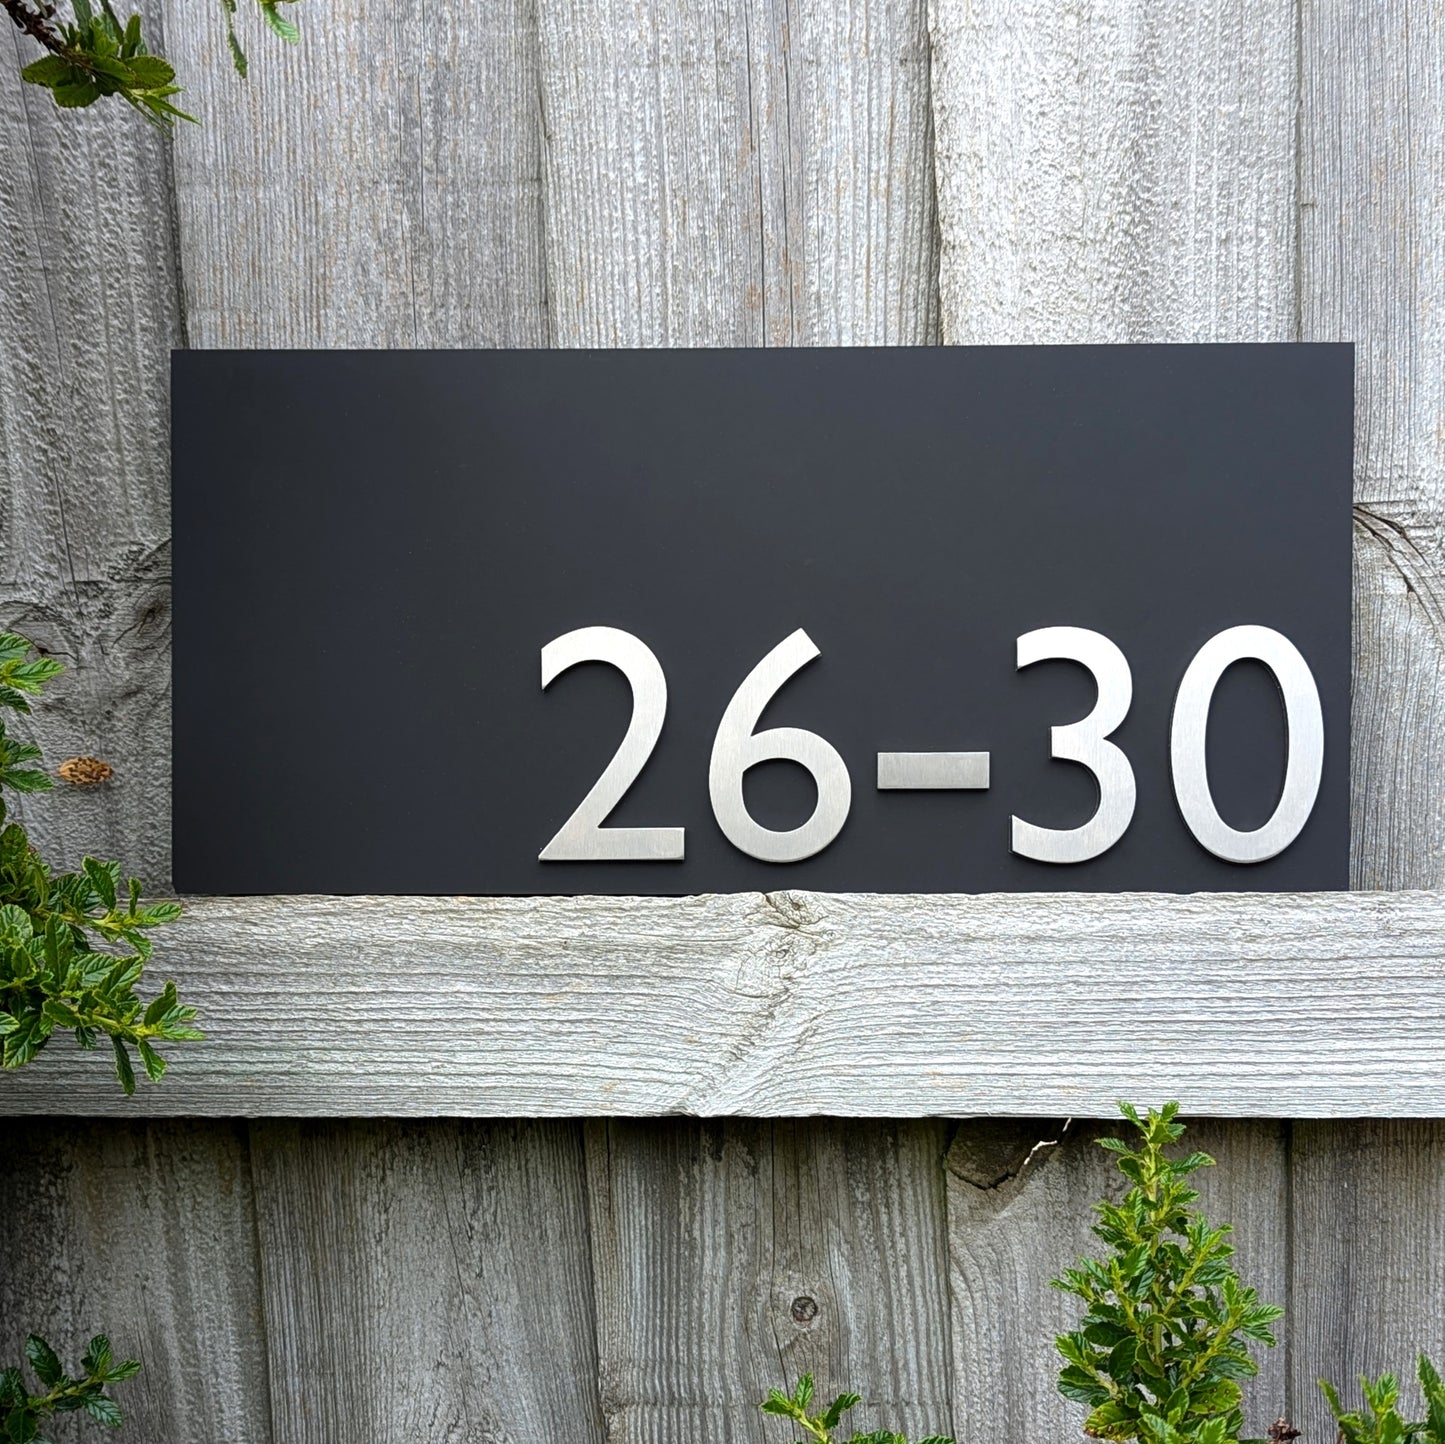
[{"x1": 173, "y1": 346, "x2": 1352, "y2": 895}]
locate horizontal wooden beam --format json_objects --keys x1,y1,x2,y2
[{"x1": 2, "y1": 890, "x2": 1442, "y2": 1118}]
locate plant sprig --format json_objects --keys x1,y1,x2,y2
[
  {"x1": 0, "y1": 632, "x2": 199, "y2": 1094},
  {"x1": 1323, "y1": 1358, "x2": 1445, "y2": 1444},
  {"x1": 5, "y1": 0, "x2": 300, "y2": 125},
  {"x1": 1052, "y1": 1102, "x2": 1284, "y2": 1444},
  {"x1": 0, "y1": 1333, "x2": 140, "y2": 1442},
  {"x1": 761, "y1": 1374, "x2": 953, "y2": 1444}
]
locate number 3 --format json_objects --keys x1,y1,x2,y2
[{"x1": 1012, "y1": 626, "x2": 1136, "y2": 864}]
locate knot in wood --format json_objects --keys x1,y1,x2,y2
[{"x1": 789, "y1": 1295, "x2": 818, "y2": 1324}]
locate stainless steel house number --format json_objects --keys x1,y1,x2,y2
[{"x1": 539, "y1": 623, "x2": 1325, "y2": 867}]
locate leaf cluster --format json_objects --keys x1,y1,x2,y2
[
  {"x1": 1322, "y1": 1358, "x2": 1445, "y2": 1444},
  {"x1": 1, "y1": 1333, "x2": 139, "y2": 1442},
  {"x1": 1053, "y1": 1102, "x2": 1284, "y2": 1444},
  {"x1": 761, "y1": 1374, "x2": 953, "y2": 1444},
  {"x1": 0, "y1": 633, "x2": 199, "y2": 1094},
  {"x1": 18, "y1": 0, "x2": 189, "y2": 124},
  {"x1": 9, "y1": 0, "x2": 300, "y2": 124}
]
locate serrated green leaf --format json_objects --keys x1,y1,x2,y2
[
  {"x1": 24, "y1": 1336, "x2": 63, "y2": 1388},
  {"x1": 1, "y1": 769, "x2": 52, "y2": 793},
  {"x1": 81, "y1": 1394, "x2": 123, "y2": 1427},
  {"x1": 136, "y1": 1037, "x2": 166, "y2": 1082},
  {"x1": 83, "y1": 857, "x2": 119, "y2": 911},
  {"x1": 259, "y1": 2, "x2": 299, "y2": 41},
  {"x1": 126, "y1": 53, "x2": 174, "y2": 86},
  {"x1": 20, "y1": 55, "x2": 74, "y2": 87},
  {"x1": 111, "y1": 1035, "x2": 136, "y2": 1094},
  {"x1": 143, "y1": 981, "x2": 176, "y2": 1026},
  {"x1": 53, "y1": 78, "x2": 103, "y2": 107}
]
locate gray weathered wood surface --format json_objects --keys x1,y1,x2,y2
[
  {"x1": 1, "y1": 889, "x2": 1444, "y2": 1117},
  {"x1": 3, "y1": 0, "x2": 1444, "y2": 1439}
]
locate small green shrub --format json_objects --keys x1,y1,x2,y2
[
  {"x1": 1052, "y1": 1102, "x2": 1284, "y2": 1444},
  {"x1": 0, "y1": 632, "x2": 199, "y2": 1093},
  {"x1": 1, "y1": 1333, "x2": 139, "y2": 1441},
  {"x1": 1322, "y1": 1357, "x2": 1445, "y2": 1444},
  {"x1": 760, "y1": 1375, "x2": 953, "y2": 1444}
]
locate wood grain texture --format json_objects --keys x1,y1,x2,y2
[
  {"x1": 0, "y1": 13, "x2": 178, "y2": 882},
  {"x1": 946, "y1": 1120, "x2": 1290, "y2": 1444},
  {"x1": 248, "y1": 1120, "x2": 603, "y2": 1444},
  {"x1": 588, "y1": 1119, "x2": 953, "y2": 1442},
  {"x1": 926, "y1": 0, "x2": 1297, "y2": 345},
  {"x1": 536, "y1": 11, "x2": 946, "y2": 1439},
  {"x1": 160, "y1": 0, "x2": 546, "y2": 347},
  {"x1": 0, "y1": 1120, "x2": 273, "y2": 1443},
  {"x1": 1301, "y1": 0, "x2": 1445, "y2": 889},
  {"x1": 0, "y1": 888, "x2": 1441, "y2": 1117},
  {"x1": 538, "y1": 0, "x2": 938, "y2": 347},
  {"x1": 1289, "y1": 1123, "x2": 1445, "y2": 1441}
]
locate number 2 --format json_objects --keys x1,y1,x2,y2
[{"x1": 538, "y1": 627, "x2": 685, "y2": 861}]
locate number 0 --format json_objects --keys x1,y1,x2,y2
[{"x1": 1170, "y1": 625, "x2": 1323, "y2": 862}]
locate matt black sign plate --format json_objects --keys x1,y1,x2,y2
[{"x1": 173, "y1": 346, "x2": 1352, "y2": 895}]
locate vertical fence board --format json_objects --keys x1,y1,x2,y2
[
  {"x1": 587, "y1": 1120, "x2": 954, "y2": 1444},
  {"x1": 539, "y1": 2, "x2": 943, "y2": 1434},
  {"x1": 0, "y1": 1121, "x2": 272, "y2": 1443},
  {"x1": 926, "y1": 0, "x2": 1297, "y2": 346},
  {"x1": 0, "y1": 14, "x2": 178, "y2": 882},
  {"x1": 924, "y1": 2, "x2": 1301, "y2": 1433},
  {"x1": 1294, "y1": 6, "x2": 1445, "y2": 1428},
  {"x1": 152, "y1": 4, "x2": 605, "y2": 1430},
  {"x1": 160, "y1": 0, "x2": 547, "y2": 348},
  {"x1": 538, "y1": 0, "x2": 938, "y2": 347},
  {"x1": 1300, "y1": 0, "x2": 1445, "y2": 891},
  {"x1": 249, "y1": 1121, "x2": 604, "y2": 1444},
  {"x1": 945, "y1": 1121, "x2": 1289, "y2": 1444},
  {"x1": 1290, "y1": 1124, "x2": 1445, "y2": 1439}
]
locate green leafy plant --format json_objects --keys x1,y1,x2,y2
[
  {"x1": 4, "y1": 0, "x2": 300, "y2": 124},
  {"x1": 1052, "y1": 1102, "x2": 1284, "y2": 1444},
  {"x1": 0, "y1": 632, "x2": 200, "y2": 1094},
  {"x1": 1, "y1": 1333, "x2": 140, "y2": 1441},
  {"x1": 1322, "y1": 1358, "x2": 1445, "y2": 1444},
  {"x1": 760, "y1": 1374, "x2": 953, "y2": 1444}
]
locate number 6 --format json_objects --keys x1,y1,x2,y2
[{"x1": 709, "y1": 629, "x2": 852, "y2": 862}]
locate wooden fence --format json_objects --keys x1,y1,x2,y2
[{"x1": 2, "y1": 0, "x2": 1443, "y2": 1440}]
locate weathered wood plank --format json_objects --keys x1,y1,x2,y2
[
  {"x1": 1300, "y1": 0, "x2": 1445, "y2": 889},
  {"x1": 0, "y1": 889, "x2": 1441, "y2": 1116},
  {"x1": 0, "y1": 1120, "x2": 273, "y2": 1443},
  {"x1": 0, "y1": 19, "x2": 178, "y2": 592},
  {"x1": 927, "y1": 0, "x2": 1297, "y2": 346},
  {"x1": 537, "y1": 7, "x2": 944, "y2": 1438},
  {"x1": 538, "y1": 0, "x2": 938, "y2": 347},
  {"x1": 946, "y1": 1120, "x2": 1290, "y2": 1444},
  {"x1": 248, "y1": 1120, "x2": 604, "y2": 1444},
  {"x1": 0, "y1": 17, "x2": 179, "y2": 881},
  {"x1": 160, "y1": 0, "x2": 546, "y2": 348},
  {"x1": 1291, "y1": 8, "x2": 1445, "y2": 1428},
  {"x1": 588, "y1": 1119, "x2": 953, "y2": 1443},
  {"x1": 148, "y1": 13, "x2": 603, "y2": 1436},
  {"x1": 924, "y1": 7, "x2": 1311, "y2": 1433},
  {"x1": 1289, "y1": 1123, "x2": 1445, "y2": 1441}
]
